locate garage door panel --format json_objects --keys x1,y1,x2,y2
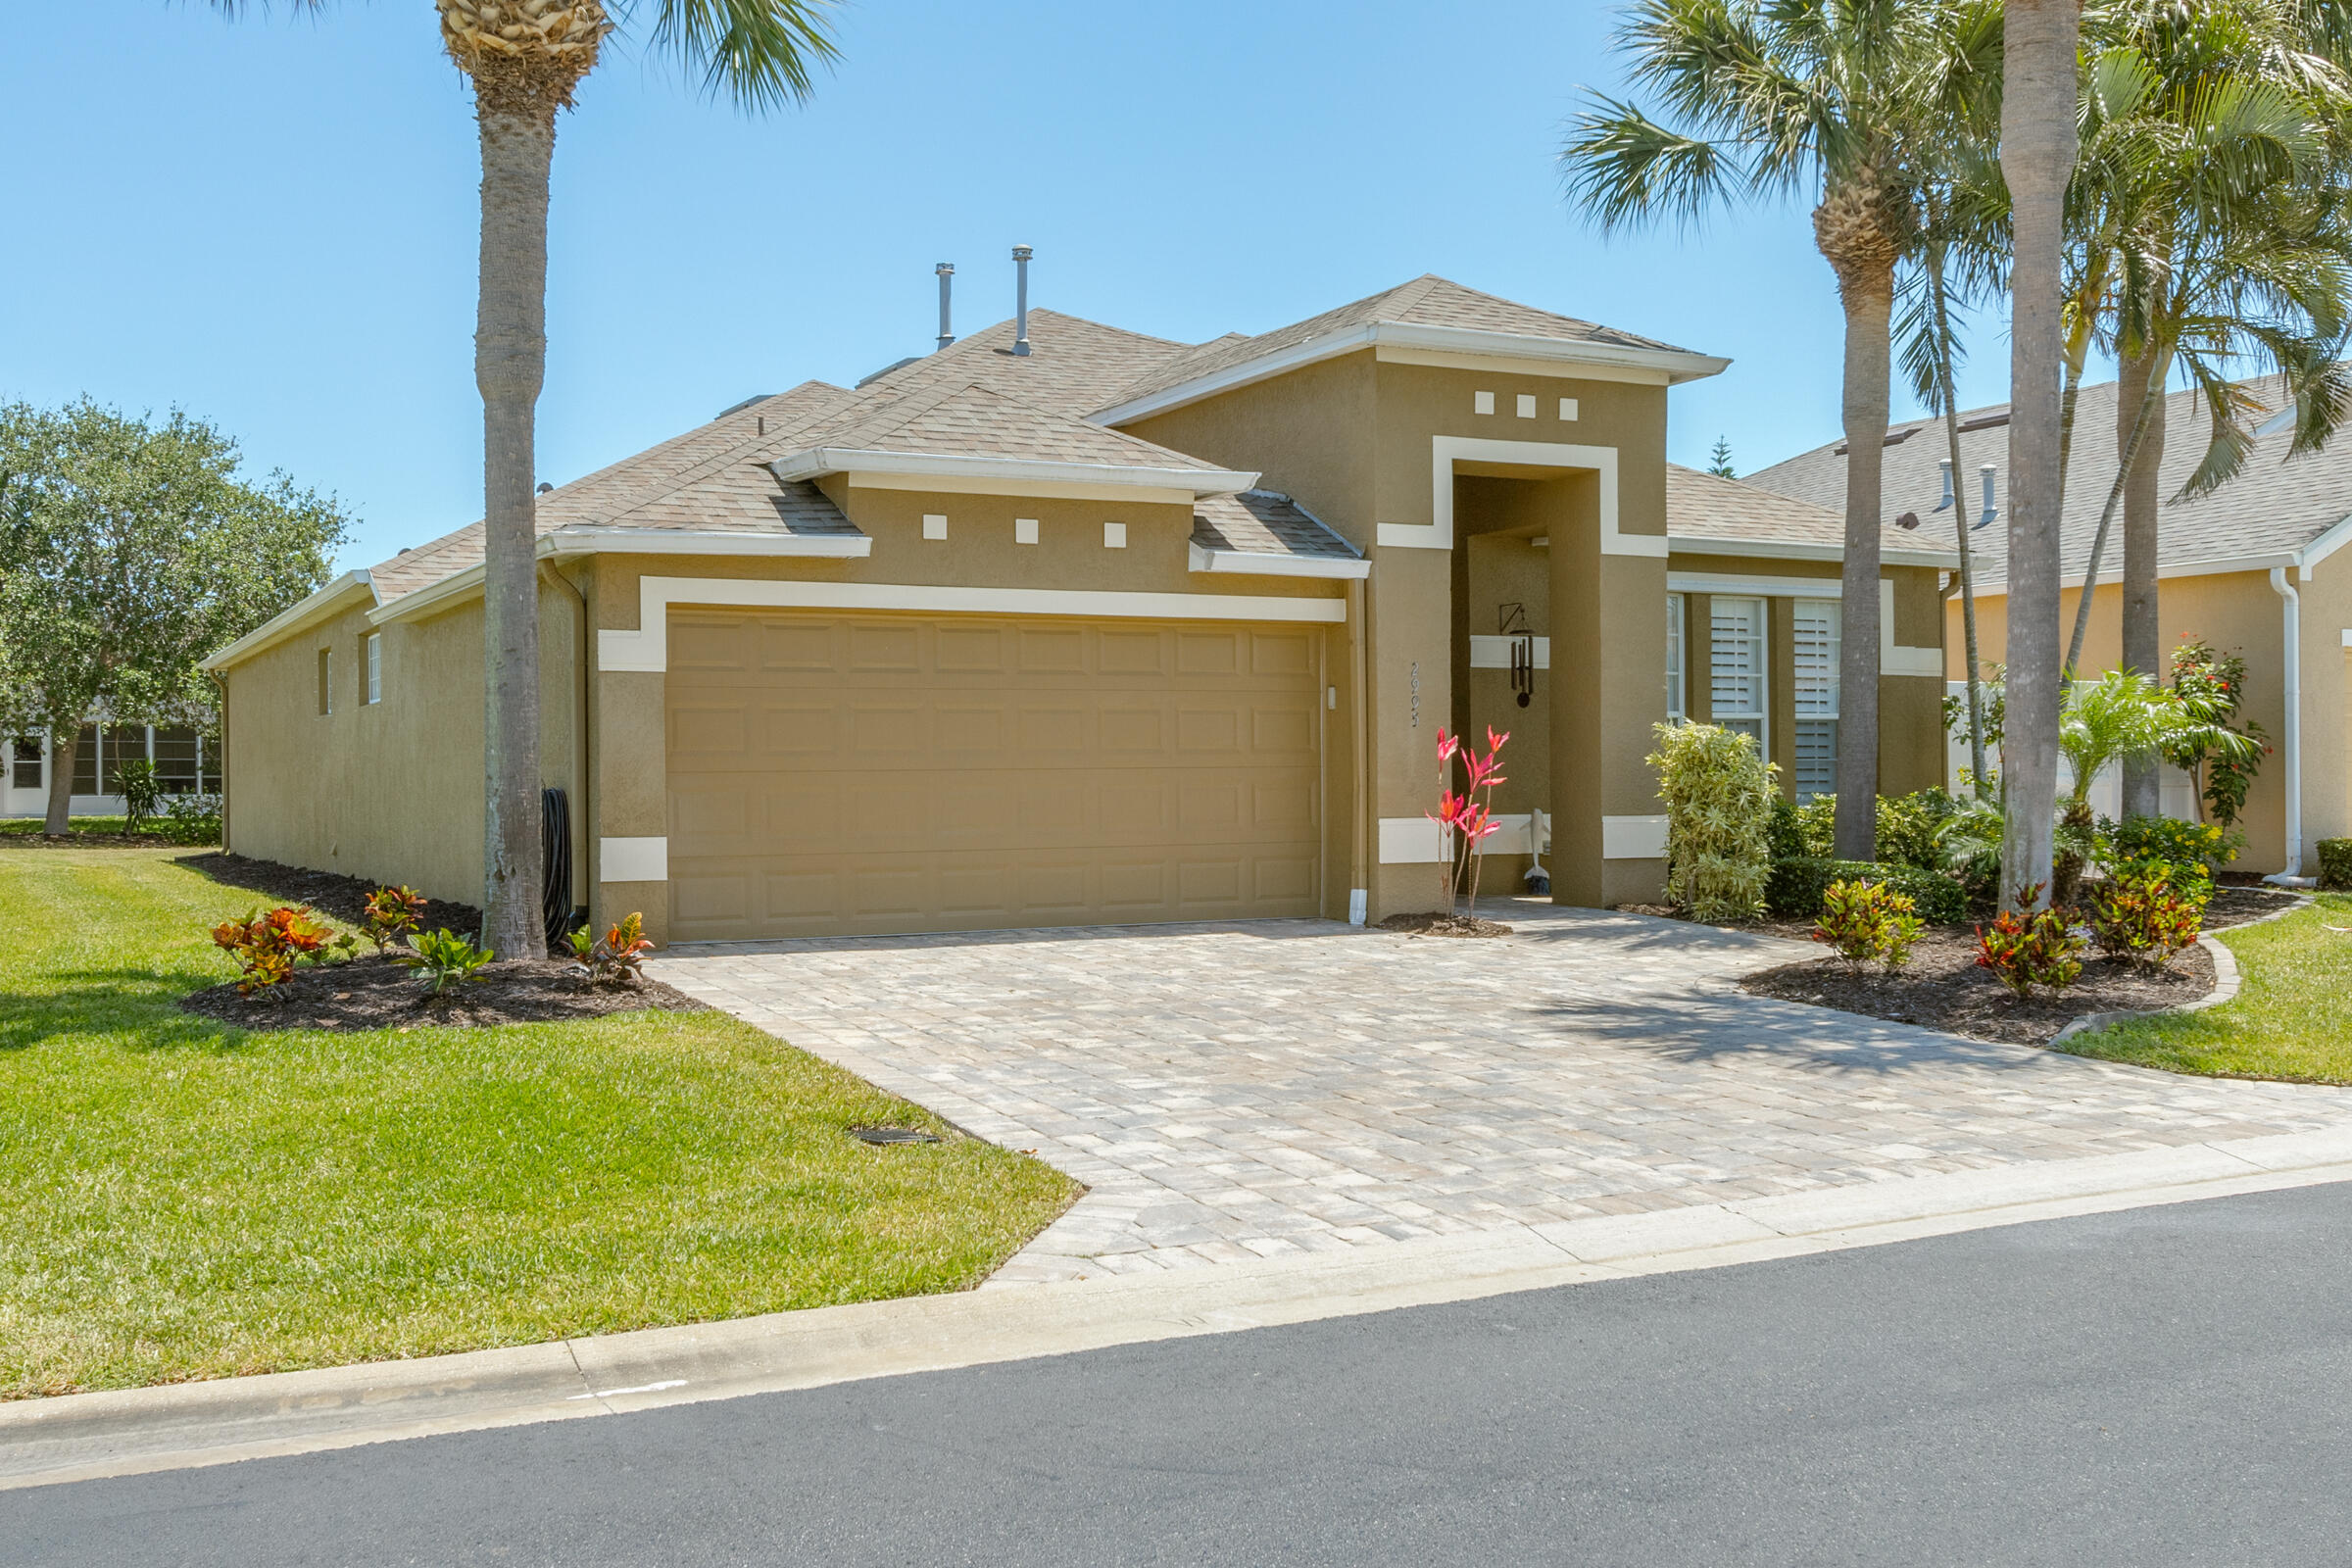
[{"x1": 666, "y1": 609, "x2": 1322, "y2": 937}]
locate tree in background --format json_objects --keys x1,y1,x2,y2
[
  {"x1": 1564, "y1": 0, "x2": 2001, "y2": 864},
  {"x1": 1997, "y1": 0, "x2": 2084, "y2": 909},
  {"x1": 1706, "y1": 436, "x2": 1738, "y2": 477},
  {"x1": 0, "y1": 400, "x2": 348, "y2": 836},
  {"x1": 210, "y1": 0, "x2": 840, "y2": 957}
]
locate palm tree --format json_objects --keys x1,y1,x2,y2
[
  {"x1": 1998, "y1": 0, "x2": 2083, "y2": 909},
  {"x1": 1563, "y1": 0, "x2": 2000, "y2": 864},
  {"x1": 2068, "y1": 4, "x2": 2352, "y2": 815},
  {"x1": 208, "y1": 1, "x2": 839, "y2": 957}
]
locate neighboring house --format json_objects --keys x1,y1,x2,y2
[
  {"x1": 1747, "y1": 373, "x2": 2350, "y2": 876},
  {"x1": 205, "y1": 272, "x2": 1950, "y2": 943},
  {"x1": 2, "y1": 720, "x2": 221, "y2": 819}
]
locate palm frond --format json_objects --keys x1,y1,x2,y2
[{"x1": 612, "y1": 0, "x2": 841, "y2": 113}]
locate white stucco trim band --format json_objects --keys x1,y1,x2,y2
[
  {"x1": 1666, "y1": 572, "x2": 1943, "y2": 677},
  {"x1": 1378, "y1": 813, "x2": 1667, "y2": 863},
  {"x1": 1467, "y1": 635, "x2": 1551, "y2": 669},
  {"x1": 600, "y1": 576, "x2": 1348, "y2": 673},
  {"x1": 1384, "y1": 437, "x2": 1661, "y2": 557},
  {"x1": 599, "y1": 837, "x2": 668, "y2": 884}
]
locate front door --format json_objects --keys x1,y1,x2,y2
[{"x1": 4, "y1": 735, "x2": 46, "y2": 817}]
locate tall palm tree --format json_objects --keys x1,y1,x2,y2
[
  {"x1": 1563, "y1": 0, "x2": 1999, "y2": 863},
  {"x1": 209, "y1": 1, "x2": 839, "y2": 957},
  {"x1": 1999, "y1": 0, "x2": 2083, "y2": 908}
]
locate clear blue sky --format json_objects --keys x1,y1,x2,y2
[{"x1": 3, "y1": 1, "x2": 2020, "y2": 571}]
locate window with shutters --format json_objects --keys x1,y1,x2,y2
[
  {"x1": 1666, "y1": 593, "x2": 1687, "y2": 720},
  {"x1": 1709, "y1": 596, "x2": 1766, "y2": 751},
  {"x1": 1793, "y1": 597, "x2": 1839, "y2": 801}
]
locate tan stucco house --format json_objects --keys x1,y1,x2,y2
[
  {"x1": 206, "y1": 273, "x2": 1953, "y2": 943},
  {"x1": 1749, "y1": 373, "x2": 2350, "y2": 880}
]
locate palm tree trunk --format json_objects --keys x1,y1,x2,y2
[
  {"x1": 42, "y1": 722, "x2": 76, "y2": 838},
  {"x1": 2061, "y1": 361, "x2": 2166, "y2": 676},
  {"x1": 1825, "y1": 237, "x2": 1892, "y2": 864},
  {"x1": 2118, "y1": 340, "x2": 2169, "y2": 818},
  {"x1": 473, "y1": 85, "x2": 553, "y2": 959},
  {"x1": 1998, "y1": 0, "x2": 2082, "y2": 909},
  {"x1": 1931, "y1": 254, "x2": 1989, "y2": 796}
]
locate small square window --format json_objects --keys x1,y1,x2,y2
[
  {"x1": 1473, "y1": 390, "x2": 1495, "y2": 416},
  {"x1": 317, "y1": 648, "x2": 333, "y2": 716},
  {"x1": 1102, "y1": 521, "x2": 1127, "y2": 549},
  {"x1": 922, "y1": 514, "x2": 948, "y2": 541},
  {"x1": 1558, "y1": 398, "x2": 1580, "y2": 421},
  {"x1": 364, "y1": 632, "x2": 382, "y2": 705},
  {"x1": 1014, "y1": 517, "x2": 1039, "y2": 545},
  {"x1": 1515, "y1": 393, "x2": 1537, "y2": 418}
]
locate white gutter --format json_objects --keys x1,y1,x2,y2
[
  {"x1": 200, "y1": 570, "x2": 376, "y2": 670},
  {"x1": 2265, "y1": 566, "x2": 2313, "y2": 888},
  {"x1": 1667, "y1": 533, "x2": 1959, "y2": 570},
  {"x1": 1092, "y1": 321, "x2": 1732, "y2": 427},
  {"x1": 767, "y1": 448, "x2": 1258, "y2": 497}
]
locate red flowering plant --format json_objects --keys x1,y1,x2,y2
[
  {"x1": 1426, "y1": 726, "x2": 1511, "y2": 918},
  {"x1": 211, "y1": 906, "x2": 352, "y2": 998},
  {"x1": 2164, "y1": 637, "x2": 2269, "y2": 831}
]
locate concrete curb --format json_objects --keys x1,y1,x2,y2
[
  {"x1": 2049, "y1": 892, "x2": 2313, "y2": 1050},
  {"x1": 11, "y1": 1125, "x2": 2352, "y2": 1494}
]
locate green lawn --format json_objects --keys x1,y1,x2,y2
[
  {"x1": 0, "y1": 849, "x2": 1079, "y2": 1398},
  {"x1": 2063, "y1": 894, "x2": 2352, "y2": 1085}
]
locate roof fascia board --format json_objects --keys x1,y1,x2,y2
[
  {"x1": 1187, "y1": 542, "x2": 1371, "y2": 580},
  {"x1": 368, "y1": 562, "x2": 486, "y2": 627},
  {"x1": 1971, "y1": 551, "x2": 2302, "y2": 598},
  {"x1": 541, "y1": 526, "x2": 872, "y2": 560},
  {"x1": 769, "y1": 449, "x2": 1256, "y2": 497},
  {"x1": 2292, "y1": 511, "x2": 2352, "y2": 577},
  {"x1": 1373, "y1": 345, "x2": 1669, "y2": 386},
  {"x1": 201, "y1": 571, "x2": 376, "y2": 670},
  {"x1": 1093, "y1": 321, "x2": 1731, "y2": 427},
  {"x1": 1667, "y1": 534, "x2": 1959, "y2": 569}
]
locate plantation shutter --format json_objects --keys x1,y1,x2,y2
[
  {"x1": 1666, "y1": 593, "x2": 1687, "y2": 721},
  {"x1": 1708, "y1": 597, "x2": 1766, "y2": 750},
  {"x1": 1793, "y1": 598, "x2": 1839, "y2": 801}
]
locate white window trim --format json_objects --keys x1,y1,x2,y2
[
  {"x1": 364, "y1": 632, "x2": 382, "y2": 705},
  {"x1": 1666, "y1": 592, "x2": 1687, "y2": 721}
]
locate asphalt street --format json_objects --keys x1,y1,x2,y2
[{"x1": 16, "y1": 1183, "x2": 2352, "y2": 1566}]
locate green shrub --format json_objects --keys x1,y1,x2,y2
[
  {"x1": 566, "y1": 910, "x2": 654, "y2": 988},
  {"x1": 1769, "y1": 857, "x2": 1967, "y2": 925},
  {"x1": 1647, "y1": 722, "x2": 1777, "y2": 922},
  {"x1": 116, "y1": 760, "x2": 163, "y2": 834},
  {"x1": 2101, "y1": 814, "x2": 2231, "y2": 874},
  {"x1": 2320, "y1": 838, "x2": 2352, "y2": 891},
  {"x1": 1779, "y1": 791, "x2": 1957, "y2": 870},
  {"x1": 1813, "y1": 879, "x2": 1925, "y2": 969},
  {"x1": 158, "y1": 792, "x2": 222, "y2": 846},
  {"x1": 397, "y1": 928, "x2": 494, "y2": 996},
  {"x1": 2086, "y1": 859, "x2": 2208, "y2": 966}
]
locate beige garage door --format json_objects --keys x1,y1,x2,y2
[{"x1": 664, "y1": 609, "x2": 1325, "y2": 940}]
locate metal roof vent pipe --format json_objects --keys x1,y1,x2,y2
[
  {"x1": 1937, "y1": 458, "x2": 1954, "y2": 511},
  {"x1": 1011, "y1": 245, "x2": 1033, "y2": 356},
  {"x1": 935, "y1": 262, "x2": 955, "y2": 351},
  {"x1": 1977, "y1": 464, "x2": 1998, "y2": 529}
]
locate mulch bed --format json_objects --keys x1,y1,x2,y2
[
  {"x1": 178, "y1": 952, "x2": 708, "y2": 1033},
  {"x1": 1729, "y1": 884, "x2": 2304, "y2": 1046},
  {"x1": 1379, "y1": 912, "x2": 1514, "y2": 938},
  {"x1": 178, "y1": 852, "x2": 485, "y2": 939},
  {"x1": 1741, "y1": 930, "x2": 2217, "y2": 1046}
]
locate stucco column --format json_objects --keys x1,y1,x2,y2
[
  {"x1": 1368, "y1": 548, "x2": 1452, "y2": 918},
  {"x1": 587, "y1": 560, "x2": 671, "y2": 945},
  {"x1": 1548, "y1": 472, "x2": 1670, "y2": 907}
]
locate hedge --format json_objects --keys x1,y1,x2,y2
[
  {"x1": 2319, "y1": 838, "x2": 2352, "y2": 891},
  {"x1": 1767, "y1": 857, "x2": 1970, "y2": 926}
]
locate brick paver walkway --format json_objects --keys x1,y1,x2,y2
[{"x1": 649, "y1": 902, "x2": 2352, "y2": 1285}]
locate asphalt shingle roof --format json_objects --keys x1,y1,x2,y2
[
  {"x1": 1665, "y1": 463, "x2": 1950, "y2": 559},
  {"x1": 1100, "y1": 274, "x2": 1700, "y2": 414},
  {"x1": 1741, "y1": 373, "x2": 2340, "y2": 588},
  {"x1": 1191, "y1": 490, "x2": 1362, "y2": 563},
  {"x1": 781, "y1": 379, "x2": 1228, "y2": 472}
]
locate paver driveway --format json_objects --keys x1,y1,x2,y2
[{"x1": 650, "y1": 902, "x2": 2352, "y2": 1285}]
